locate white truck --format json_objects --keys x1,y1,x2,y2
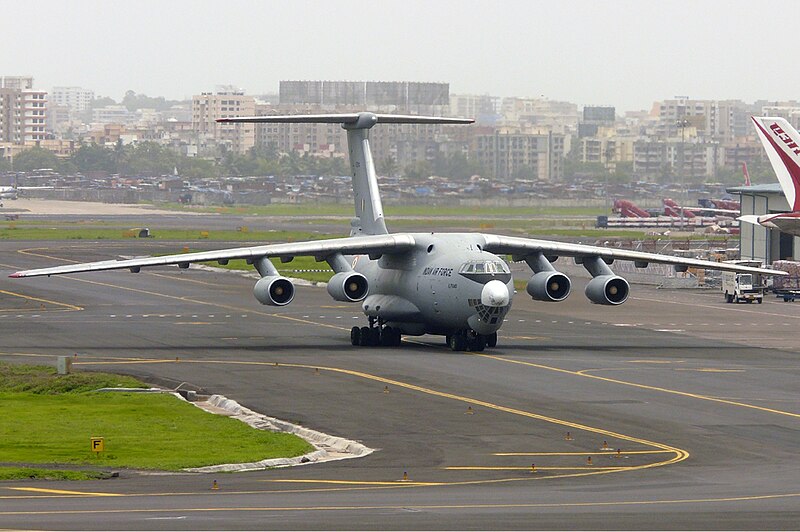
[{"x1": 722, "y1": 260, "x2": 764, "y2": 304}]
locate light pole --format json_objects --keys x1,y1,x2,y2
[
  {"x1": 675, "y1": 118, "x2": 689, "y2": 198},
  {"x1": 676, "y1": 118, "x2": 690, "y2": 227}
]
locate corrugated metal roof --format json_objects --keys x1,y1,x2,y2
[{"x1": 727, "y1": 183, "x2": 784, "y2": 195}]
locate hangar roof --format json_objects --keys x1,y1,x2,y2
[{"x1": 726, "y1": 183, "x2": 784, "y2": 196}]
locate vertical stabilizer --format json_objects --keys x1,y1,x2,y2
[
  {"x1": 216, "y1": 112, "x2": 473, "y2": 236},
  {"x1": 346, "y1": 125, "x2": 388, "y2": 235},
  {"x1": 751, "y1": 116, "x2": 800, "y2": 211}
]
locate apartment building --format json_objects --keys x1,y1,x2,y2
[
  {"x1": 51, "y1": 86, "x2": 95, "y2": 114},
  {"x1": 499, "y1": 97, "x2": 579, "y2": 133},
  {"x1": 0, "y1": 89, "x2": 21, "y2": 143},
  {"x1": 279, "y1": 80, "x2": 450, "y2": 115},
  {"x1": 192, "y1": 88, "x2": 255, "y2": 155},
  {"x1": 0, "y1": 76, "x2": 47, "y2": 143},
  {"x1": 654, "y1": 98, "x2": 744, "y2": 142},
  {"x1": 474, "y1": 128, "x2": 565, "y2": 180},
  {"x1": 449, "y1": 94, "x2": 500, "y2": 124},
  {"x1": 633, "y1": 139, "x2": 719, "y2": 178}
]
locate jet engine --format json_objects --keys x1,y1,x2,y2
[
  {"x1": 253, "y1": 276, "x2": 295, "y2": 306},
  {"x1": 584, "y1": 275, "x2": 629, "y2": 305},
  {"x1": 327, "y1": 272, "x2": 369, "y2": 302},
  {"x1": 526, "y1": 271, "x2": 571, "y2": 302}
]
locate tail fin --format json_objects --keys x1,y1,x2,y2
[
  {"x1": 751, "y1": 116, "x2": 800, "y2": 211},
  {"x1": 742, "y1": 162, "x2": 751, "y2": 187},
  {"x1": 218, "y1": 112, "x2": 473, "y2": 236}
]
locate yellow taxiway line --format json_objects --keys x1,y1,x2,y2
[
  {"x1": 8, "y1": 488, "x2": 121, "y2": 497},
  {"x1": 477, "y1": 354, "x2": 800, "y2": 419}
]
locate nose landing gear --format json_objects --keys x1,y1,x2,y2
[
  {"x1": 446, "y1": 329, "x2": 497, "y2": 351},
  {"x1": 350, "y1": 317, "x2": 402, "y2": 347}
]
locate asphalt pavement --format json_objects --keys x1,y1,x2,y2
[{"x1": 0, "y1": 239, "x2": 799, "y2": 530}]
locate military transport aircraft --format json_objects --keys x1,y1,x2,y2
[
  {"x1": 739, "y1": 116, "x2": 800, "y2": 237},
  {"x1": 9, "y1": 112, "x2": 785, "y2": 351}
]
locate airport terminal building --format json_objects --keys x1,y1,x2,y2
[{"x1": 729, "y1": 183, "x2": 800, "y2": 264}]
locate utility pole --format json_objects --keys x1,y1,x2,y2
[{"x1": 676, "y1": 118, "x2": 690, "y2": 228}]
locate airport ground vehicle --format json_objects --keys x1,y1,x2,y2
[
  {"x1": 722, "y1": 260, "x2": 764, "y2": 303},
  {"x1": 771, "y1": 260, "x2": 800, "y2": 302}
]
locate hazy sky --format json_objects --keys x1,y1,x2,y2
[{"x1": 3, "y1": 0, "x2": 797, "y2": 113}]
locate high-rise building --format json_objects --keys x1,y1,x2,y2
[
  {"x1": 0, "y1": 76, "x2": 47, "y2": 143},
  {"x1": 654, "y1": 98, "x2": 742, "y2": 142},
  {"x1": 0, "y1": 88, "x2": 21, "y2": 143},
  {"x1": 51, "y1": 86, "x2": 95, "y2": 114},
  {"x1": 474, "y1": 129, "x2": 565, "y2": 180},
  {"x1": 279, "y1": 81, "x2": 449, "y2": 115},
  {"x1": 192, "y1": 88, "x2": 255, "y2": 155},
  {"x1": 0, "y1": 76, "x2": 33, "y2": 90}
]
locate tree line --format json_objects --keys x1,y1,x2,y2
[{"x1": 1, "y1": 142, "x2": 487, "y2": 181}]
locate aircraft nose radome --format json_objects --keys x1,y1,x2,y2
[{"x1": 481, "y1": 280, "x2": 510, "y2": 307}]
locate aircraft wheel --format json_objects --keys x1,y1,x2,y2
[
  {"x1": 380, "y1": 327, "x2": 394, "y2": 346},
  {"x1": 350, "y1": 326, "x2": 360, "y2": 346},
  {"x1": 486, "y1": 332, "x2": 498, "y2": 348},
  {"x1": 359, "y1": 326, "x2": 371, "y2": 346},
  {"x1": 369, "y1": 328, "x2": 381, "y2": 346},
  {"x1": 468, "y1": 335, "x2": 486, "y2": 352},
  {"x1": 449, "y1": 332, "x2": 467, "y2": 352},
  {"x1": 757, "y1": 298, "x2": 763, "y2": 304}
]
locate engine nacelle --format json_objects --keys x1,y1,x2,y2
[
  {"x1": 585, "y1": 275, "x2": 629, "y2": 305},
  {"x1": 327, "y1": 271, "x2": 369, "y2": 302},
  {"x1": 253, "y1": 276, "x2": 295, "y2": 306},
  {"x1": 526, "y1": 271, "x2": 571, "y2": 302}
]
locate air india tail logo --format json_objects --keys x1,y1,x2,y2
[{"x1": 770, "y1": 122, "x2": 800, "y2": 156}]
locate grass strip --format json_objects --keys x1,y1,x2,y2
[
  {"x1": 0, "y1": 467, "x2": 109, "y2": 481},
  {"x1": 0, "y1": 393, "x2": 313, "y2": 470},
  {"x1": 0, "y1": 364, "x2": 314, "y2": 473},
  {"x1": 148, "y1": 202, "x2": 610, "y2": 217}
]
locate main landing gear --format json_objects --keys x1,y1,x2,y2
[
  {"x1": 446, "y1": 329, "x2": 497, "y2": 352},
  {"x1": 350, "y1": 316, "x2": 402, "y2": 347}
]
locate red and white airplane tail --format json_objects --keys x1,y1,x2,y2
[
  {"x1": 751, "y1": 116, "x2": 800, "y2": 211},
  {"x1": 739, "y1": 117, "x2": 800, "y2": 236}
]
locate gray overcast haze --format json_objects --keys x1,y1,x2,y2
[{"x1": 3, "y1": 0, "x2": 796, "y2": 112}]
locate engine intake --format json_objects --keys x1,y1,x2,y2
[
  {"x1": 327, "y1": 271, "x2": 369, "y2": 302},
  {"x1": 585, "y1": 275, "x2": 629, "y2": 305},
  {"x1": 253, "y1": 276, "x2": 295, "y2": 306},
  {"x1": 526, "y1": 271, "x2": 571, "y2": 302}
]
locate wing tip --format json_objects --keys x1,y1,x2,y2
[{"x1": 8, "y1": 272, "x2": 22, "y2": 278}]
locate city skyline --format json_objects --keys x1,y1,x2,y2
[{"x1": 4, "y1": 0, "x2": 798, "y2": 113}]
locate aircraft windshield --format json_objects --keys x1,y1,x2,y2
[{"x1": 458, "y1": 260, "x2": 510, "y2": 274}]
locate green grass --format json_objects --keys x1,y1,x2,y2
[
  {"x1": 204, "y1": 256, "x2": 334, "y2": 283},
  {"x1": 151, "y1": 201, "x2": 609, "y2": 218},
  {"x1": 0, "y1": 363, "x2": 315, "y2": 476},
  {"x1": 0, "y1": 362, "x2": 146, "y2": 394},
  {"x1": 0, "y1": 225, "x2": 334, "y2": 242},
  {"x1": 0, "y1": 467, "x2": 109, "y2": 481},
  {"x1": 0, "y1": 393, "x2": 313, "y2": 470}
]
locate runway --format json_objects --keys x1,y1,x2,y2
[{"x1": 1, "y1": 240, "x2": 799, "y2": 529}]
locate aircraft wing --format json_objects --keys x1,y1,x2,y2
[
  {"x1": 739, "y1": 213, "x2": 800, "y2": 237},
  {"x1": 480, "y1": 234, "x2": 787, "y2": 276},
  {"x1": 9, "y1": 234, "x2": 416, "y2": 278}
]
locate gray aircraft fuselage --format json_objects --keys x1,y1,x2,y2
[{"x1": 353, "y1": 233, "x2": 513, "y2": 336}]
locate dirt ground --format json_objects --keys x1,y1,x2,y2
[{"x1": 0, "y1": 198, "x2": 198, "y2": 216}]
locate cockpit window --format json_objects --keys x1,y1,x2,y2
[{"x1": 459, "y1": 260, "x2": 510, "y2": 274}]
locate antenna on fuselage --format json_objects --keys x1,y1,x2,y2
[{"x1": 217, "y1": 112, "x2": 474, "y2": 236}]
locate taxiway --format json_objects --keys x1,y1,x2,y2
[{"x1": 1, "y1": 240, "x2": 799, "y2": 529}]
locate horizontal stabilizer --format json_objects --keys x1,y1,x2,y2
[{"x1": 217, "y1": 112, "x2": 473, "y2": 128}]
